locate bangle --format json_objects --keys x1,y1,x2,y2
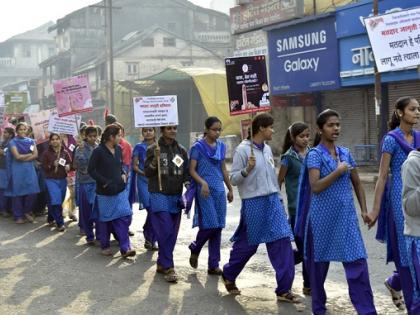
[{"x1": 241, "y1": 169, "x2": 248, "y2": 178}]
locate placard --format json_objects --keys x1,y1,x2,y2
[
  {"x1": 133, "y1": 95, "x2": 179, "y2": 128},
  {"x1": 29, "y1": 109, "x2": 51, "y2": 144},
  {"x1": 225, "y1": 55, "x2": 271, "y2": 116},
  {"x1": 365, "y1": 7, "x2": 420, "y2": 73},
  {"x1": 48, "y1": 110, "x2": 81, "y2": 136},
  {"x1": 53, "y1": 74, "x2": 93, "y2": 117}
]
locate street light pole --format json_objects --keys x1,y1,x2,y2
[{"x1": 106, "y1": 0, "x2": 115, "y2": 115}]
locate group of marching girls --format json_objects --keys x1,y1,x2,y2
[
  {"x1": 3, "y1": 97, "x2": 420, "y2": 314},
  {"x1": 278, "y1": 96, "x2": 420, "y2": 315}
]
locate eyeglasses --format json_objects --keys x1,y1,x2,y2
[{"x1": 166, "y1": 126, "x2": 177, "y2": 130}]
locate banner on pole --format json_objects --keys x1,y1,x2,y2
[
  {"x1": 53, "y1": 74, "x2": 93, "y2": 117},
  {"x1": 225, "y1": 55, "x2": 271, "y2": 116},
  {"x1": 133, "y1": 95, "x2": 179, "y2": 128},
  {"x1": 29, "y1": 109, "x2": 51, "y2": 144},
  {"x1": 48, "y1": 110, "x2": 81, "y2": 136},
  {"x1": 365, "y1": 7, "x2": 420, "y2": 73}
]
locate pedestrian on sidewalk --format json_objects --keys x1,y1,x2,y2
[
  {"x1": 131, "y1": 127, "x2": 158, "y2": 251},
  {"x1": 6, "y1": 122, "x2": 40, "y2": 224},
  {"x1": 0, "y1": 127, "x2": 14, "y2": 217},
  {"x1": 369, "y1": 97, "x2": 420, "y2": 313},
  {"x1": 402, "y1": 148, "x2": 420, "y2": 314},
  {"x1": 42, "y1": 133, "x2": 72, "y2": 232},
  {"x1": 145, "y1": 125, "x2": 189, "y2": 283},
  {"x1": 88, "y1": 124, "x2": 135, "y2": 258},
  {"x1": 278, "y1": 121, "x2": 311, "y2": 296},
  {"x1": 296, "y1": 109, "x2": 376, "y2": 315},
  {"x1": 73, "y1": 126, "x2": 98, "y2": 244},
  {"x1": 188, "y1": 117, "x2": 233, "y2": 276},
  {"x1": 222, "y1": 113, "x2": 299, "y2": 303}
]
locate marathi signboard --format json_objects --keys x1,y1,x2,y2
[
  {"x1": 194, "y1": 31, "x2": 231, "y2": 44},
  {"x1": 234, "y1": 30, "x2": 268, "y2": 57},
  {"x1": 365, "y1": 7, "x2": 420, "y2": 73},
  {"x1": 53, "y1": 74, "x2": 93, "y2": 117},
  {"x1": 133, "y1": 95, "x2": 179, "y2": 128},
  {"x1": 268, "y1": 15, "x2": 340, "y2": 95},
  {"x1": 48, "y1": 110, "x2": 81, "y2": 136},
  {"x1": 29, "y1": 109, "x2": 51, "y2": 144},
  {"x1": 230, "y1": 0, "x2": 304, "y2": 34},
  {"x1": 336, "y1": 0, "x2": 420, "y2": 86},
  {"x1": 225, "y1": 55, "x2": 271, "y2": 116}
]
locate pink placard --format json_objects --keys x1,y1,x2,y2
[{"x1": 53, "y1": 74, "x2": 93, "y2": 117}]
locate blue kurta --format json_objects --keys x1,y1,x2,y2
[
  {"x1": 231, "y1": 193, "x2": 293, "y2": 246},
  {"x1": 382, "y1": 128, "x2": 412, "y2": 266},
  {"x1": 0, "y1": 169, "x2": 7, "y2": 190},
  {"x1": 45, "y1": 179, "x2": 67, "y2": 206},
  {"x1": 190, "y1": 140, "x2": 227, "y2": 229},
  {"x1": 93, "y1": 189, "x2": 133, "y2": 222},
  {"x1": 149, "y1": 192, "x2": 182, "y2": 214},
  {"x1": 132, "y1": 142, "x2": 150, "y2": 209},
  {"x1": 304, "y1": 145, "x2": 367, "y2": 262},
  {"x1": 405, "y1": 237, "x2": 420, "y2": 300},
  {"x1": 78, "y1": 182, "x2": 96, "y2": 205},
  {"x1": 6, "y1": 137, "x2": 40, "y2": 197}
]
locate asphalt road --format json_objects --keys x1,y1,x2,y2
[{"x1": 0, "y1": 183, "x2": 406, "y2": 314}]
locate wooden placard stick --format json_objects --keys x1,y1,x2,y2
[{"x1": 156, "y1": 127, "x2": 162, "y2": 191}]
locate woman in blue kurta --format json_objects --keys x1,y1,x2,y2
[
  {"x1": 132, "y1": 127, "x2": 157, "y2": 250},
  {"x1": 6, "y1": 122, "x2": 40, "y2": 224},
  {"x1": 42, "y1": 133, "x2": 72, "y2": 232},
  {"x1": 0, "y1": 127, "x2": 14, "y2": 217},
  {"x1": 223, "y1": 113, "x2": 298, "y2": 302},
  {"x1": 73, "y1": 126, "x2": 98, "y2": 243},
  {"x1": 369, "y1": 97, "x2": 420, "y2": 313},
  {"x1": 298, "y1": 109, "x2": 376, "y2": 315},
  {"x1": 188, "y1": 117, "x2": 233, "y2": 275},
  {"x1": 278, "y1": 122, "x2": 310, "y2": 295}
]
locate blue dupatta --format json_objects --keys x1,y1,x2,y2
[{"x1": 182, "y1": 139, "x2": 226, "y2": 216}]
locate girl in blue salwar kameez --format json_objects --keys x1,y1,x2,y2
[
  {"x1": 42, "y1": 133, "x2": 72, "y2": 232},
  {"x1": 296, "y1": 109, "x2": 376, "y2": 315},
  {"x1": 223, "y1": 113, "x2": 298, "y2": 302},
  {"x1": 369, "y1": 96, "x2": 420, "y2": 313},
  {"x1": 132, "y1": 128, "x2": 157, "y2": 250},
  {"x1": 188, "y1": 117, "x2": 233, "y2": 275},
  {"x1": 0, "y1": 127, "x2": 14, "y2": 217},
  {"x1": 6, "y1": 122, "x2": 40, "y2": 224}
]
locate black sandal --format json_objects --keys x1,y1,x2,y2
[
  {"x1": 222, "y1": 274, "x2": 241, "y2": 295},
  {"x1": 277, "y1": 291, "x2": 301, "y2": 304}
]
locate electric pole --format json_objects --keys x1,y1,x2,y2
[{"x1": 373, "y1": 0, "x2": 383, "y2": 150}]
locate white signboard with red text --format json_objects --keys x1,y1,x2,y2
[
  {"x1": 365, "y1": 7, "x2": 420, "y2": 73},
  {"x1": 133, "y1": 95, "x2": 178, "y2": 128}
]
